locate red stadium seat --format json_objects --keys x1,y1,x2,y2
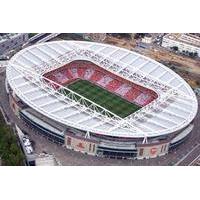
[
  {"x1": 106, "y1": 79, "x2": 122, "y2": 92},
  {"x1": 44, "y1": 60, "x2": 157, "y2": 107},
  {"x1": 89, "y1": 70, "x2": 104, "y2": 82},
  {"x1": 124, "y1": 87, "x2": 141, "y2": 102},
  {"x1": 77, "y1": 67, "x2": 86, "y2": 78}
]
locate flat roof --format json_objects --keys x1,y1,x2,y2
[
  {"x1": 164, "y1": 33, "x2": 200, "y2": 48},
  {"x1": 0, "y1": 33, "x2": 20, "y2": 42}
]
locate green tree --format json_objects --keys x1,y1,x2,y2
[{"x1": 0, "y1": 113, "x2": 24, "y2": 166}]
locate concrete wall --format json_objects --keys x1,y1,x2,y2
[
  {"x1": 65, "y1": 135, "x2": 98, "y2": 156},
  {"x1": 137, "y1": 142, "x2": 170, "y2": 159}
]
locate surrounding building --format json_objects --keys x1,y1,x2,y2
[
  {"x1": 162, "y1": 33, "x2": 200, "y2": 57},
  {"x1": 83, "y1": 33, "x2": 106, "y2": 42},
  {"x1": 0, "y1": 33, "x2": 29, "y2": 57},
  {"x1": 141, "y1": 34, "x2": 152, "y2": 44},
  {"x1": 0, "y1": 60, "x2": 8, "y2": 68}
]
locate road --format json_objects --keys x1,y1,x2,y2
[{"x1": 0, "y1": 68, "x2": 200, "y2": 165}]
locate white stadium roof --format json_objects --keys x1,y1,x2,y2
[{"x1": 6, "y1": 41, "x2": 198, "y2": 138}]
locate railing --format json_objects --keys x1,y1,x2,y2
[{"x1": 35, "y1": 33, "x2": 60, "y2": 44}]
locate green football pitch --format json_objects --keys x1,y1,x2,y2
[{"x1": 65, "y1": 79, "x2": 141, "y2": 118}]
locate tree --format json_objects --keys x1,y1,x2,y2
[
  {"x1": 194, "y1": 80, "x2": 200, "y2": 86},
  {"x1": 0, "y1": 113, "x2": 24, "y2": 166},
  {"x1": 134, "y1": 33, "x2": 145, "y2": 39}
]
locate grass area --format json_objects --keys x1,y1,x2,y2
[
  {"x1": 28, "y1": 33, "x2": 37, "y2": 38},
  {"x1": 65, "y1": 80, "x2": 140, "y2": 118},
  {"x1": 0, "y1": 112, "x2": 24, "y2": 166}
]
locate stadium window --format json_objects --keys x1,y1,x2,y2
[
  {"x1": 67, "y1": 137, "x2": 71, "y2": 146},
  {"x1": 139, "y1": 148, "x2": 144, "y2": 156},
  {"x1": 163, "y1": 144, "x2": 167, "y2": 152},
  {"x1": 161, "y1": 145, "x2": 164, "y2": 153},
  {"x1": 93, "y1": 144, "x2": 95, "y2": 152},
  {"x1": 89, "y1": 143, "x2": 91, "y2": 152}
]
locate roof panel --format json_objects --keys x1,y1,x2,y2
[
  {"x1": 39, "y1": 45, "x2": 60, "y2": 57},
  {"x1": 167, "y1": 105, "x2": 190, "y2": 117},
  {"x1": 19, "y1": 83, "x2": 37, "y2": 93},
  {"x1": 120, "y1": 53, "x2": 138, "y2": 63},
  {"x1": 26, "y1": 89, "x2": 47, "y2": 99},
  {"x1": 89, "y1": 44, "x2": 103, "y2": 51},
  {"x1": 99, "y1": 47, "x2": 116, "y2": 54},
  {"x1": 17, "y1": 55, "x2": 37, "y2": 67},
  {"x1": 149, "y1": 66, "x2": 166, "y2": 76},
  {"x1": 169, "y1": 78, "x2": 182, "y2": 87},
  {"x1": 53, "y1": 107, "x2": 77, "y2": 117},
  {"x1": 159, "y1": 71, "x2": 173, "y2": 82},
  {"x1": 80, "y1": 117, "x2": 101, "y2": 126},
  {"x1": 110, "y1": 49, "x2": 126, "y2": 59},
  {"x1": 31, "y1": 47, "x2": 52, "y2": 60},
  {"x1": 95, "y1": 123, "x2": 113, "y2": 130},
  {"x1": 178, "y1": 84, "x2": 190, "y2": 95},
  {"x1": 42, "y1": 101, "x2": 67, "y2": 112},
  {"x1": 33, "y1": 95, "x2": 55, "y2": 105},
  {"x1": 50, "y1": 43, "x2": 70, "y2": 54},
  {"x1": 131, "y1": 57, "x2": 147, "y2": 67},
  {"x1": 156, "y1": 111, "x2": 184, "y2": 124},
  {"x1": 139, "y1": 62, "x2": 157, "y2": 73},
  {"x1": 65, "y1": 112, "x2": 89, "y2": 122}
]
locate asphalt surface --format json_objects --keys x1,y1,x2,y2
[
  {"x1": 175, "y1": 144, "x2": 200, "y2": 166},
  {"x1": 0, "y1": 69, "x2": 200, "y2": 166}
]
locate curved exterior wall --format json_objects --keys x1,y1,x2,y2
[{"x1": 7, "y1": 87, "x2": 195, "y2": 159}]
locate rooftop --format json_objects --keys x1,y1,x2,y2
[
  {"x1": 164, "y1": 33, "x2": 200, "y2": 48},
  {"x1": 0, "y1": 33, "x2": 19, "y2": 42}
]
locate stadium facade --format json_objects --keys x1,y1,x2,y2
[{"x1": 6, "y1": 40, "x2": 198, "y2": 159}]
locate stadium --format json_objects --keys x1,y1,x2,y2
[{"x1": 6, "y1": 40, "x2": 198, "y2": 159}]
